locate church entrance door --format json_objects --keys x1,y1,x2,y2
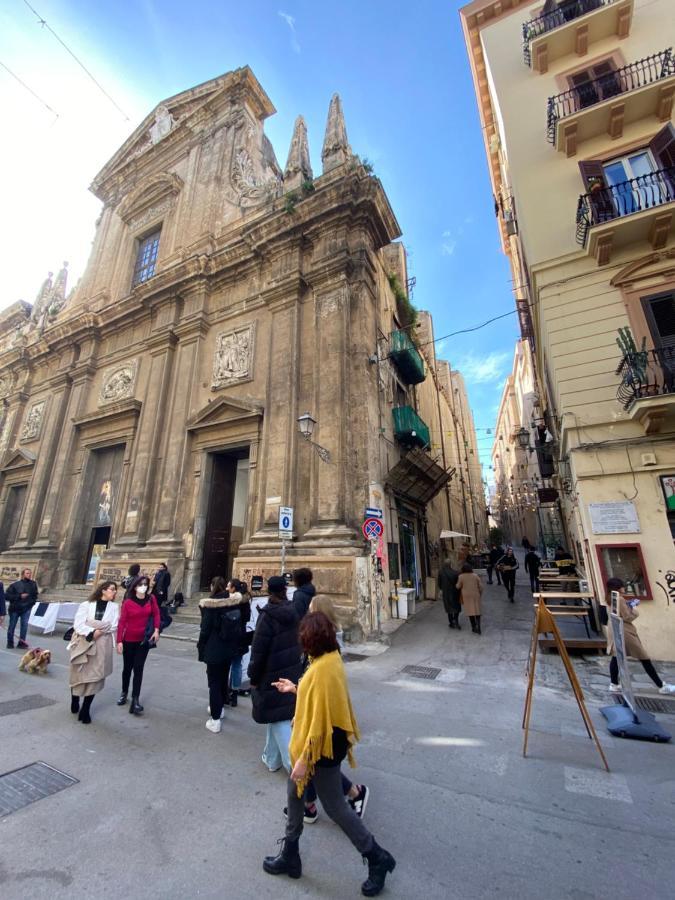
[{"x1": 200, "y1": 452, "x2": 241, "y2": 590}]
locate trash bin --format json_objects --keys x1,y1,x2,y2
[{"x1": 396, "y1": 587, "x2": 416, "y2": 619}]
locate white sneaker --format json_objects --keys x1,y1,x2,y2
[
  {"x1": 658, "y1": 683, "x2": 675, "y2": 695},
  {"x1": 609, "y1": 684, "x2": 623, "y2": 694},
  {"x1": 206, "y1": 706, "x2": 225, "y2": 719},
  {"x1": 205, "y1": 718, "x2": 222, "y2": 734}
]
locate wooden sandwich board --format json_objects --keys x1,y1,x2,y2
[{"x1": 523, "y1": 600, "x2": 609, "y2": 771}]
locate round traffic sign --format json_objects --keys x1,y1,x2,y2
[
  {"x1": 281, "y1": 515, "x2": 290, "y2": 529},
  {"x1": 362, "y1": 517, "x2": 384, "y2": 540}
]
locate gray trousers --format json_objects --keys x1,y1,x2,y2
[{"x1": 285, "y1": 767, "x2": 374, "y2": 854}]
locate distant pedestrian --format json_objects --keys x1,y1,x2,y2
[
  {"x1": 438, "y1": 559, "x2": 461, "y2": 629},
  {"x1": 606, "y1": 578, "x2": 675, "y2": 695},
  {"x1": 228, "y1": 578, "x2": 252, "y2": 705},
  {"x1": 6, "y1": 568, "x2": 38, "y2": 650},
  {"x1": 263, "y1": 612, "x2": 396, "y2": 896},
  {"x1": 497, "y1": 548, "x2": 519, "y2": 603},
  {"x1": 291, "y1": 568, "x2": 316, "y2": 619},
  {"x1": 153, "y1": 562, "x2": 171, "y2": 607},
  {"x1": 0, "y1": 580, "x2": 5, "y2": 629},
  {"x1": 521, "y1": 536, "x2": 530, "y2": 550},
  {"x1": 488, "y1": 544, "x2": 503, "y2": 585},
  {"x1": 116, "y1": 575, "x2": 160, "y2": 715},
  {"x1": 457, "y1": 563, "x2": 484, "y2": 634},
  {"x1": 524, "y1": 547, "x2": 541, "y2": 593},
  {"x1": 68, "y1": 581, "x2": 119, "y2": 724},
  {"x1": 248, "y1": 576, "x2": 302, "y2": 773},
  {"x1": 121, "y1": 563, "x2": 140, "y2": 592},
  {"x1": 198, "y1": 577, "x2": 249, "y2": 733}
]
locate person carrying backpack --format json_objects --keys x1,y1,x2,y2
[{"x1": 198, "y1": 577, "x2": 248, "y2": 734}]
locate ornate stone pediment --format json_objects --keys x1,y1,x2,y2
[
  {"x1": 187, "y1": 396, "x2": 263, "y2": 432},
  {"x1": 117, "y1": 173, "x2": 183, "y2": 226},
  {"x1": 0, "y1": 448, "x2": 36, "y2": 473}
]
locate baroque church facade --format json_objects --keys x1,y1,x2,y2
[{"x1": 0, "y1": 68, "x2": 484, "y2": 637}]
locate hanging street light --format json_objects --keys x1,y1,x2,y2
[{"x1": 297, "y1": 412, "x2": 331, "y2": 463}]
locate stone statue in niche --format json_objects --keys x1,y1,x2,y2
[
  {"x1": 100, "y1": 362, "x2": 137, "y2": 404},
  {"x1": 212, "y1": 325, "x2": 254, "y2": 389},
  {"x1": 150, "y1": 104, "x2": 174, "y2": 144},
  {"x1": 21, "y1": 401, "x2": 46, "y2": 443}
]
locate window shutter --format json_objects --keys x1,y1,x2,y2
[
  {"x1": 578, "y1": 159, "x2": 616, "y2": 223},
  {"x1": 648, "y1": 123, "x2": 675, "y2": 169},
  {"x1": 642, "y1": 293, "x2": 675, "y2": 350}
]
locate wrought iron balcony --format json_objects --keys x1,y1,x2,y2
[
  {"x1": 576, "y1": 166, "x2": 675, "y2": 261},
  {"x1": 547, "y1": 49, "x2": 675, "y2": 151},
  {"x1": 523, "y1": 1, "x2": 624, "y2": 68},
  {"x1": 616, "y1": 347, "x2": 675, "y2": 411},
  {"x1": 389, "y1": 329, "x2": 426, "y2": 385},
  {"x1": 393, "y1": 406, "x2": 430, "y2": 450}
]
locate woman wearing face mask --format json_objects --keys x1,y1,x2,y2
[{"x1": 116, "y1": 575, "x2": 160, "y2": 715}]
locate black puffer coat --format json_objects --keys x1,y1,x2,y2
[
  {"x1": 197, "y1": 592, "x2": 250, "y2": 665},
  {"x1": 292, "y1": 582, "x2": 316, "y2": 618},
  {"x1": 248, "y1": 598, "x2": 301, "y2": 724}
]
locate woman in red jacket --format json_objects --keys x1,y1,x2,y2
[{"x1": 116, "y1": 575, "x2": 160, "y2": 715}]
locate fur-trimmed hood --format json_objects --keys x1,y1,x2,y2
[{"x1": 199, "y1": 592, "x2": 243, "y2": 609}]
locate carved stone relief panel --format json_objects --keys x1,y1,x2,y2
[
  {"x1": 99, "y1": 360, "x2": 138, "y2": 405},
  {"x1": 20, "y1": 400, "x2": 47, "y2": 443},
  {"x1": 0, "y1": 373, "x2": 13, "y2": 400},
  {"x1": 212, "y1": 324, "x2": 255, "y2": 390},
  {"x1": 0, "y1": 410, "x2": 15, "y2": 456}
]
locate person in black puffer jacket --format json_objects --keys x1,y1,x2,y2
[
  {"x1": 248, "y1": 575, "x2": 302, "y2": 773},
  {"x1": 198, "y1": 577, "x2": 249, "y2": 735},
  {"x1": 291, "y1": 567, "x2": 316, "y2": 619}
]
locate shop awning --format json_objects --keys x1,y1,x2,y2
[{"x1": 385, "y1": 448, "x2": 453, "y2": 506}]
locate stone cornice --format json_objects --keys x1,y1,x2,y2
[{"x1": 72, "y1": 398, "x2": 142, "y2": 429}]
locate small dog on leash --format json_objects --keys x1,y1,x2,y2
[{"x1": 18, "y1": 647, "x2": 51, "y2": 674}]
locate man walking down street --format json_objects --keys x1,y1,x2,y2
[
  {"x1": 497, "y1": 548, "x2": 519, "y2": 603},
  {"x1": 488, "y1": 544, "x2": 503, "y2": 586},
  {"x1": 524, "y1": 546, "x2": 541, "y2": 594},
  {"x1": 153, "y1": 563, "x2": 171, "y2": 608},
  {"x1": 438, "y1": 558, "x2": 461, "y2": 629},
  {"x1": 6, "y1": 568, "x2": 38, "y2": 649},
  {"x1": 0, "y1": 580, "x2": 5, "y2": 629}
]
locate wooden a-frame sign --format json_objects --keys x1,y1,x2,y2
[{"x1": 523, "y1": 600, "x2": 609, "y2": 771}]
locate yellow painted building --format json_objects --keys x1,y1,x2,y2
[{"x1": 462, "y1": 0, "x2": 675, "y2": 657}]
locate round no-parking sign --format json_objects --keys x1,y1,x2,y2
[{"x1": 362, "y1": 517, "x2": 384, "y2": 541}]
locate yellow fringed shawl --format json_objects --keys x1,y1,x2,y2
[{"x1": 289, "y1": 650, "x2": 360, "y2": 797}]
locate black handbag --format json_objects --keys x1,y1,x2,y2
[
  {"x1": 63, "y1": 626, "x2": 74, "y2": 642},
  {"x1": 141, "y1": 613, "x2": 156, "y2": 648}
]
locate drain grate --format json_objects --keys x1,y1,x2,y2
[
  {"x1": 612, "y1": 695, "x2": 675, "y2": 715},
  {"x1": 342, "y1": 653, "x2": 368, "y2": 663},
  {"x1": 401, "y1": 664, "x2": 441, "y2": 680},
  {"x1": 0, "y1": 694, "x2": 57, "y2": 718},
  {"x1": 0, "y1": 762, "x2": 78, "y2": 817}
]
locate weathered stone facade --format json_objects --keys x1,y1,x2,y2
[{"x1": 0, "y1": 67, "x2": 485, "y2": 636}]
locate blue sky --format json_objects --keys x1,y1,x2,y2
[{"x1": 0, "y1": 0, "x2": 518, "y2": 479}]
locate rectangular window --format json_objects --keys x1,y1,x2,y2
[
  {"x1": 568, "y1": 60, "x2": 620, "y2": 109},
  {"x1": 132, "y1": 229, "x2": 161, "y2": 286},
  {"x1": 595, "y1": 543, "x2": 652, "y2": 600}
]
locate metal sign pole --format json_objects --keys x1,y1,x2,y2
[{"x1": 281, "y1": 536, "x2": 286, "y2": 576}]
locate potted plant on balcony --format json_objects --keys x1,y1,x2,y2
[{"x1": 587, "y1": 176, "x2": 604, "y2": 194}]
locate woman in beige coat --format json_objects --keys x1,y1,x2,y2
[
  {"x1": 457, "y1": 563, "x2": 484, "y2": 634},
  {"x1": 606, "y1": 578, "x2": 675, "y2": 695}
]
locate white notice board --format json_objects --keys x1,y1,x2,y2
[{"x1": 588, "y1": 501, "x2": 640, "y2": 534}]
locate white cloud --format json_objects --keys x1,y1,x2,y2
[
  {"x1": 278, "y1": 10, "x2": 301, "y2": 53},
  {"x1": 453, "y1": 351, "x2": 510, "y2": 385},
  {"x1": 441, "y1": 239, "x2": 457, "y2": 256}
]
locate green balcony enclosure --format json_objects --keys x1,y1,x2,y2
[
  {"x1": 389, "y1": 330, "x2": 426, "y2": 385},
  {"x1": 393, "y1": 406, "x2": 430, "y2": 450}
]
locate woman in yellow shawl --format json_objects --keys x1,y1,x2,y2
[{"x1": 263, "y1": 612, "x2": 396, "y2": 897}]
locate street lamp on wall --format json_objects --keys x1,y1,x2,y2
[{"x1": 297, "y1": 412, "x2": 331, "y2": 463}]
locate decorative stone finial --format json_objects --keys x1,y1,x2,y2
[
  {"x1": 32, "y1": 272, "x2": 53, "y2": 323},
  {"x1": 321, "y1": 93, "x2": 352, "y2": 173},
  {"x1": 284, "y1": 116, "x2": 313, "y2": 190}
]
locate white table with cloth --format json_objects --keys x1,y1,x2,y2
[{"x1": 28, "y1": 601, "x2": 80, "y2": 635}]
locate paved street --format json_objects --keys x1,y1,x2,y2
[{"x1": 1, "y1": 575, "x2": 674, "y2": 900}]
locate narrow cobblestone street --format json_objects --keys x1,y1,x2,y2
[{"x1": 2, "y1": 568, "x2": 674, "y2": 899}]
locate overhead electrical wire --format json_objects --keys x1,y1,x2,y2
[
  {"x1": 22, "y1": 0, "x2": 130, "y2": 121},
  {"x1": 0, "y1": 58, "x2": 58, "y2": 117}
]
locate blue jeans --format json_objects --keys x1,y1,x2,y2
[
  {"x1": 230, "y1": 656, "x2": 243, "y2": 690},
  {"x1": 8, "y1": 608, "x2": 30, "y2": 644},
  {"x1": 262, "y1": 720, "x2": 292, "y2": 772}
]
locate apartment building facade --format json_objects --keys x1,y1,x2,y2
[{"x1": 462, "y1": 0, "x2": 675, "y2": 657}]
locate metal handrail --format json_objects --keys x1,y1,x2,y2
[
  {"x1": 547, "y1": 48, "x2": 674, "y2": 144},
  {"x1": 616, "y1": 347, "x2": 675, "y2": 410},
  {"x1": 575, "y1": 165, "x2": 675, "y2": 246},
  {"x1": 523, "y1": 0, "x2": 614, "y2": 66}
]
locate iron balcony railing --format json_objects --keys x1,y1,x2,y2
[
  {"x1": 616, "y1": 347, "x2": 675, "y2": 411},
  {"x1": 392, "y1": 406, "x2": 430, "y2": 450},
  {"x1": 389, "y1": 329, "x2": 426, "y2": 385},
  {"x1": 523, "y1": 0, "x2": 612, "y2": 67},
  {"x1": 546, "y1": 49, "x2": 674, "y2": 144},
  {"x1": 575, "y1": 166, "x2": 675, "y2": 246}
]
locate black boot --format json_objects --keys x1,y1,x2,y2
[
  {"x1": 476, "y1": 616, "x2": 482, "y2": 635},
  {"x1": 117, "y1": 692, "x2": 128, "y2": 706},
  {"x1": 448, "y1": 616, "x2": 455, "y2": 629},
  {"x1": 129, "y1": 697, "x2": 144, "y2": 715},
  {"x1": 71, "y1": 695, "x2": 80, "y2": 715},
  {"x1": 362, "y1": 840, "x2": 396, "y2": 897},
  {"x1": 78, "y1": 696, "x2": 93, "y2": 724},
  {"x1": 263, "y1": 837, "x2": 302, "y2": 879},
  {"x1": 229, "y1": 690, "x2": 238, "y2": 708},
  {"x1": 469, "y1": 616, "x2": 477, "y2": 633},
  {"x1": 454, "y1": 614, "x2": 461, "y2": 630}
]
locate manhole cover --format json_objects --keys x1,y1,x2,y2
[
  {"x1": 343, "y1": 653, "x2": 368, "y2": 663},
  {"x1": 401, "y1": 665, "x2": 441, "y2": 680},
  {"x1": 0, "y1": 695, "x2": 57, "y2": 717},
  {"x1": 612, "y1": 695, "x2": 675, "y2": 715},
  {"x1": 0, "y1": 762, "x2": 78, "y2": 817}
]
